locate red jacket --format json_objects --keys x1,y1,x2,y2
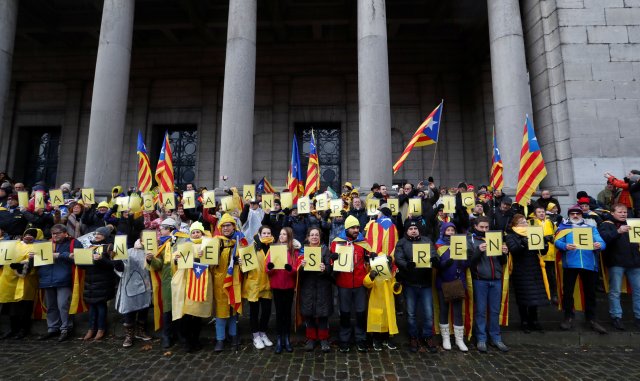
[
  {"x1": 608, "y1": 177, "x2": 632, "y2": 208},
  {"x1": 330, "y1": 234, "x2": 370, "y2": 289},
  {"x1": 266, "y1": 248, "x2": 299, "y2": 290}
]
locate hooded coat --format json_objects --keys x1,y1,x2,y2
[
  {"x1": 114, "y1": 247, "x2": 152, "y2": 314},
  {"x1": 363, "y1": 258, "x2": 401, "y2": 334}
]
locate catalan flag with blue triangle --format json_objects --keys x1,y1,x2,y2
[
  {"x1": 393, "y1": 101, "x2": 443, "y2": 174},
  {"x1": 489, "y1": 126, "x2": 504, "y2": 191},
  {"x1": 516, "y1": 115, "x2": 547, "y2": 206},
  {"x1": 137, "y1": 131, "x2": 153, "y2": 192},
  {"x1": 287, "y1": 134, "x2": 305, "y2": 204},
  {"x1": 155, "y1": 131, "x2": 174, "y2": 195},
  {"x1": 304, "y1": 131, "x2": 320, "y2": 197}
]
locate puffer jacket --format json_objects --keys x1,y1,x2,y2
[
  {"x1": 555, "y1": 220, "x2": 606, "y2": 271},
  {"x1": 80, "y1": 241, "x2": 117, "y2": 304},
  {"x1": 469, "y1": 231, "x2": 507, "y2": 281},
  {"x1": 37, "y1": 238, "x2": 81, "y2": 288}
]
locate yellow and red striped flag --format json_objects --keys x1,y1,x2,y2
[
  {"x1": 155, "y1": 132, "x2": 174, "y2": 195},
  {"x1": 137, "y1": 131, "x2": 153, "y2": 192},
  {"x1": 489, "y1": 126, "x2": 504, "y2": 191},
  {"x1": 287, "y1": 134, "x2": 305, "y2": 204},
  {"x1": 304, "y1": 131, "x2": 320, "y2": 196},
  {"x1": 393, "y1": 101, "x2": 443, "y2": 174},
  {"x1": 187, "y1": 263, "x2": 209, "y2": 302},
  {"x1": 516, "y1": 116, "x2": 547, "y2": 206}
]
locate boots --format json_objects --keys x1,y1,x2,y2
[
  {"x1": 439, "y1": 324, "x2": 451, "y2": 350},
  {"x1": 135, "y1": 322, "x2": 152, "y2": 341},
  {"x1": 275, "y1": 335, "x2": 283, "y2": 354},
  {"x1": 284, "y1": 334, "x2": 293, "y2": 352},
  {"x1": 453, "y1": 325, "x2": 468, "y2": 352},
  {"x1": 122, "y1": 325, "x2": 134, "y2": 348},
  {"x1": 230, "y1": 335, "x2": 240, "y2": 351}
]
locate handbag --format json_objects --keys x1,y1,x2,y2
[{"x1": 441, "y1": 279, "x2": 466, "y2": 302}]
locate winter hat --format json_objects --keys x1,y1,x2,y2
[
  {"x1": 371, "y1": 183, "x2": 380, "y2": 191},
  {"x1": 60, "y1": 183, "x2": 71, "y2": 192},
  {"x1": 546, "y1": 202, "x2": 557, "y2": 211},
  {"x1": 378, "y1": 204, "x2": 392, "y2": 217},
  {"x1": 577, "y1": 197, "x2": 590, "y2": 205},
  {"x1": 343, "y1": 182, "x2": 353, "y2": 190},
  {"x1": 8, "y1": 194, "x2": 18, "y2": 201},
  {"x1": 0, "y1": 181, "x2": 11, "y2": 190},
  {"x1": 458, "y1": 182, "x2": 467, "y2": 189},
  {"x1": 23, "y1": 228, "x2": 38, "y2": 238},
  {"x1": 32, "y1": 185, "x2": 45, "y2": 192},
  {"x1": 217, "y1": 213, "x2": 236, "y2": 229},
  {"x1": 97, "y1": 201, "x2": 110, "y2": 209},
  {"x1": 344, "y1": 215, "x2": 360, "y2": 229},
  {"x1": 405, "y1": 220, "x2": 419, "y2": 230},
  {"x1": 567, "y1": 204, "x2": 582, "y2": 215},
  {"x1": 576, "y1": 191, "x2": 589, "y2": 200},
  {"x1": 190, "y1": 221, "x2": 205, "y2": 233},
  {"x1": 95, "y1": 226, "x2": 111, "y2": 237},
  {"x1": 161, "y1": 218, "x2": 178, "y2": 229},
  {"x1": 630, "y1": 174, "x2": 640, "y2": 183}
]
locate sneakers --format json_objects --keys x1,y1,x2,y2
[
  {"x1": 490, "y1": 341, "x2": 509, "y2": 352},
  {"x1": 589, "y1": 320, "x2": 608, "y2": 334},
  {"x1": 304, "y1": 340, "x2": 316, "y2": 352},
  {"x1": 320, "y1": 340, "x2": 331, "y2": 353},
  {"x1": 422, "y1": 337, "x2": 437, "y2": 353},
  {"x1": 372, "y1": 340, "x2": 383, "y2": 352},
  {"x1": 259, "y1": 332, "x2": 273, "y2": 347},
  {"x1": 339, "y1": 342, "x2": 350, "y2": 353},
  {"x1": 409, "y1": 337, "x2": 419, "y2": 353},
  {"x1": 135, "y1": 324, "x2": 152, "y2": 341},
  {"x1": 383, "y1": 339, "x2": 397, "y2": 350},
  {"x1": 477, "y1": 341, "x2": 487, "y2": 353},
  {"x1": 611, "y1": 317, "x2": 625, "y2": 331},
  {"x1": 356, "y1": 341, "x2": 368, "y2": 353},
  {"x1": 253, "y1": 334, "x2": 265, "y2": 350},
  {"x1": 560, "y1": 317, "x2": 573, "y2": 331},
  {"x1": 122, "y1": 325, "x2": 134, "y2": 348},
  {"x1": 58, "y1": 330, "x2": 69, "y2": 342}
]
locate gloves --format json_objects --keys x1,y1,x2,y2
[
  {"x1": 369, "y1": 253, "x2": 378, "y2": 261},
  {"x1": 430, "y1": 257, "x2": 440, "y2": 269},
  {"x1": 369, "y1": 270, "x2": 378, "y2": 280},
  {"x1": 340, "y1": 210, "x2": 348, "y2": 218},
  {"x1": 386, "y1": 255, "x2": 393, "y2": 264},
  {"x1": 330, "y1": 253, "x2": 339, "y2": 261},
  {"x1": 428, "y1": 176, "x2": 434, "y2": 183},
  {"x1": 443, "y1": 258, "x2": 454, "y2": 269},
  {"x1": 407, "y1": 261, "x2": 416, "y2": 270},
  {"x1": 267, "y1": 262, "x2": 275, "y2": 270},
  {"x1": 282, "y1": 208, "x2": 291, "y2": 215},
  {"x1": 284, "y1": 264, "x2": 292, "y2": 272},
  {"x1": 544, "y1": 235, "x2": 553, "y2": 243}
]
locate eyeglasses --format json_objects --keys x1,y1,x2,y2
[
  {"x1": 569, "y1": 212, "x2": 581, "y2": 216},
  {"x1": 51, "y1": 231, "x2": 64, "y2": 236}
]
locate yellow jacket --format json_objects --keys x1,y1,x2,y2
[
  {"x1": 0, "y1": 241, "x2": 39, "y2": 303},
  {"x1": 363, "y1": 268, "x2": 402, "y2": 334},
  {"x1": 531, "y1": 217, "x2": 556, "y2": 261},
  {"x1": 242, "y1": 246, "x2": 271, "y2": 302},
  {"x1": 212, "y1": 235, "x2": 241, "y2": 318},
  {"x1": 171, "y1": 240, "x2": 214, "y2": 319}
]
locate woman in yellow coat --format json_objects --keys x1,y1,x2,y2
[
  {"x1": 171, "y1": 221, "x2": 214, "y2": 353},
  {"x1": 213, "y1": 213, "x2": 244, "y2": 352},
  {"x1": 243, "y1": 225, "x2": 273, "y2": 350},
  {"x1": 0, "y1": 228, "x2": 43, "y2": 339},
  {"x1": 530, "y1": 205, "x2": 557, "y2": 304},
  {"x1": 363, "y1": 253, "x2": 402, "y2": 351}
]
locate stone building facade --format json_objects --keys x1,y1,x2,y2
[{"x1": 0, "y1": 0, "x2": 638, "y2": 201}]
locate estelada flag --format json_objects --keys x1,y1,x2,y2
[
  {"x1": 155, "y1": 131, "x2": 174, "y2": 196},
  {"x1": 393, "y1": 101, "x2": 443, "y2": 174},
  {"x1": 287, "y1": 134, "x2": 305, "y2": 204},
  {"x1": 137, "y1": 131, "x2": 153, "y2": 192},
  {"x1": 187, "y1": 263, "x2": 209, "y2": 302},
  {"x1": 364, "y1": 216, "x2": 398, "y2": 257},
  {"x1": 516, "y1": 115, "x2": 547, "y2": 206}
]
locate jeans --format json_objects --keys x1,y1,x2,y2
[
  {"x1": 123, "y1": 307, "x2": 149, "y2": 326},
  {"x1": 473, "y1": 279, "x2": 502, "y2": 343},
  {"x1": 337, "y1": 286, "x2": 367, "y2": 344},
  {"x1": 608, "y1": 266, "x2": 640, "y2": 319},
  {"x1": 562, "y1": 268, "x2": 597, "y2": 320},
  {"x1": 88, "y1": 302, "x2": 108, "y2": 331},
  {"x1": 44, "y1": 287, "x2": 73, "y2": 333},
  {"x1": 404, "y1": 285, "x2": 434, "y2": 339},
  {"x1": 215, "y1": 315, "x2": 238, "y2": 341},
  {"x1": 437, "y1": 289, "x2": 463, "y2": 326}
]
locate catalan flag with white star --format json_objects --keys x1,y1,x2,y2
[
  {"x1": 393, "y1": 101, "x2": 443, "y2": 174},
  {"x1": 155, "y1": 131, "x2": 174, "y2": 195},
  {"x1": 287, "y1": 134, "x2": 305, "y2": 203},
  {"x1": 516, "y1": 115, "x2": 547, "y2": 206},
  {"x1": 187, "y1": 262, "x2": 209, "y2": 302},
  {"x1": 489, "y1": 126, "x2": 504, "y2": 191},
  {"x1": 137, "y1": 131, "x2": 153, "y2": 192}
]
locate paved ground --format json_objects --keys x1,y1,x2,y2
[{"x1": 0, "y1": 337, "x2": 638, "y2": 381}]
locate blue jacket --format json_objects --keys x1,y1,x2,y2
[
  {"x1": 37, "y1": 238, "x2": 83, "y2": 288},
  {"x1": 555, "y1": 221, "x2": 606, "y2": 271}
]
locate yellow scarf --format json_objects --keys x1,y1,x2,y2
[
  {"x1": 260, "y1": 236, "x2": 275, "y2": 245},
  {"x1": 513, "y1": 226, "x2": 528, "y2": 236}
]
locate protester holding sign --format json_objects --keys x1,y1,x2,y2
[
  {"x1": 434, "y1": 222, "x2": 469, "y2": 352},
  {"x1": 330, "y1": 215, "x2": 371, "y2": 353},
  {"x1": 81, "y1": 201, "x2": 110, "y2": 233},
  {"x1": 33, "y1": 225, "x2": 82, "y2": 342},
  {"x1": 0, "y1": 230, "x2": 41, "y2": 339},
  {"x1": 79, "y1": 226, "x2": 116, "y2": 341},
  {"x1": 65, "y1": 201, "x2": 87, "y2": 238},
  {"x1": 105, "y1": 206, "x2": 145, "y2": 248},
  {"x1": 113, "y1": 237, "x2": 152, "y2": 348},
  {"x1": 598, "y1": 204, "x2": 640, "y2": 330},
  {"x1": 505, "y1": 215, "x2": 549, "y2": 334},
  {"x1": 296, "y1": 228, "x2": 333, "y2": 352},
  {"x1": 468, "y1": 216, "x2": 510, "y2": 353},
  {"x1": 394, "y1": 220, "x2": 438, "y2": 353},
  {"x1": 261, "y1": 198, "x2": 286, "y2": 239},
  {"x1": 245, "y1": 225, "x2": 274, "y2": 350},
  {"x1": 529, "y1": 205, "x2": 558, "y2": 304},
  {"x1": 266, "y1": 227, "x2": 300, "y2": 354},
  {"x1": 555, "y1": 205, "x2": 607, "y2": 334}
]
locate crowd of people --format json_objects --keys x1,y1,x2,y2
[{"x1": 0, "y1": 169, "x2": 639, "y2": 355}]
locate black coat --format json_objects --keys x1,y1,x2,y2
[
  {"x1": 298, "y1": 246, "x2": 333, "y2": 317},
  {"x1": 599, "y1": 218, "x2": 640, "y2": 268},
  {"x1": 261, "y1": 211, "x2": 285, "y2": 239},
  {"x1": 505, "y1": 232, "x2": 549, "y2": 307},
  {"x1": 395, "y1": 235, "x2": 436, "y2": 287},
  {"x1": 80, "y1": 242, "x2": 117, "y2": 304}
]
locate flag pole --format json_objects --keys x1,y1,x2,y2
[{"x1": 430, "y1": 100, "x2": 444, "y2": 177}]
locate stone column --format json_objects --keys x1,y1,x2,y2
[
  {"x1": 487, "y1": 0, "x2": 533, "y2": 192},
  {"x1": 357, "y1": 0, "x2": 392, "y2": 189},
  {"x1": 83, "y1": 0, "x2": 134, "y2": 193},
  {"x1": 218, "y1": 0, "x2": 257, "y2": 187},
  {"x1": 0, "y1": 0, "x2": 18, "y2": 140}
]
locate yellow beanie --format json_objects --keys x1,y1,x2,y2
[
  {"x1": 345, "y1": 215, "x2": 360, "y2": 229},
  {"x1": 190, "y1": 221, "x2": 205, "y2": 233},
  {"x1": 217, "y1": 213, "x2": 236, "y2": 229},
  {"x1": 98, "y1": 201, "x2": 109, "y2": 208},
  {"x1": 546, "y1": 202, "x2": 557, "y2": 211}
]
